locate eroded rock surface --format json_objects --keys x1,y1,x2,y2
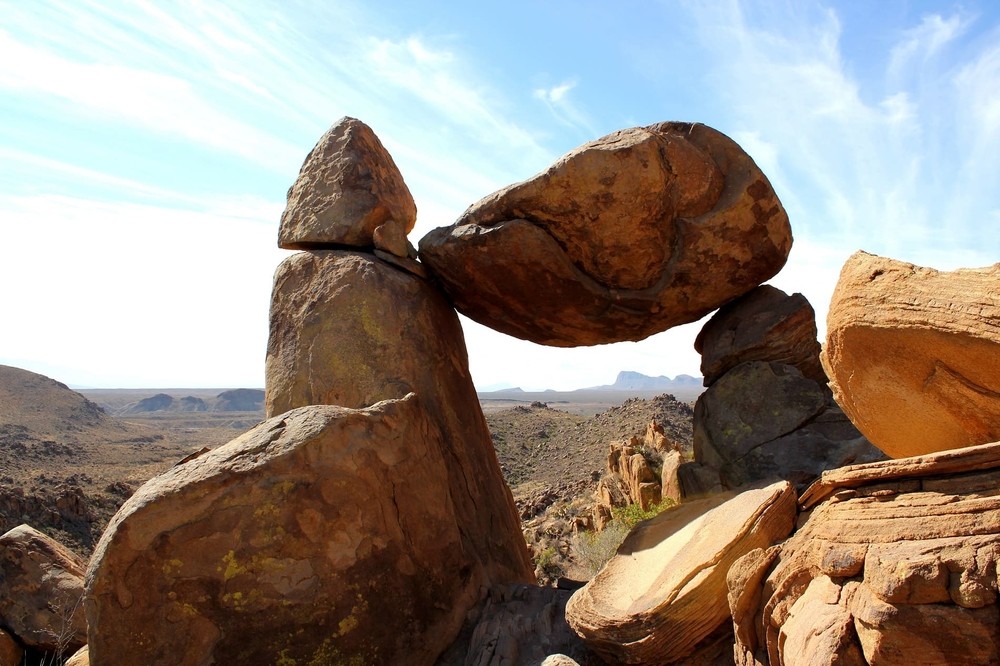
[
  {"x1": 0, "y1": 524, "x2": 87, "y2": 654},
  {"x1": 732, "y1": 441, "x2": 1000, "y2": 666},
  {"x1": 279, "y1": 117, "x2": 416, "y2": 256},
  {"x1": 566, "y1": 481, "x2": 796, "y2": 664},
  {"x1": 86, "y1": 397, "x2": 510, "y2": 666},
  {"x1": 822, "y1": 251, "x2": 1000, "y2": 458},
  {"x1": 419, "y1": 122, "x2": 791, "y2": 346}
]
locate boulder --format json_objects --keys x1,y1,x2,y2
[
  {"x1": 419, "y1": 122, "x2": 791, "y2": 346},
  {"x1": 65, "y1": 645, "x2": 89, "y2": 666},
  {"x1": 0, "y1": 629, "x2": 23, "y2": 666},
  {"x1": 822, "y1": 251, "x2": 1000, "y2": 458},
  {"x1": 86, "y1": 397, "x2": 519, "y2": 666},
  {"x1": 0, "y1": 524, "x2": 87, "y2": 653},
  {"x1": 695, "y1": 285, "x2": 825, "y2": 386},
  {"x1": 278, "y1": 117, "x2": 416, "y2": 256},
  {"x1": 566, "y1": 481, "x2": 796, "y2": 664},
  {"x1": 731, "y1": 441, "x2": 1000, "y2": 666},
  {"x1": 265, "y1": 250, "x2": 532, "y2": 589},
  {"x1": 660, "y1": 449, "x2": 683, "y2": 505}
]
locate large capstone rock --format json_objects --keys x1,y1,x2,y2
[
  {"x1": 419, "y1": 122, "x2": 791, "y2": 346},
  {"x1": 822, "y1": 251, "x2": 1000, "y2": 458},
  {"x1": 565, "y1": 481, "x2": 796, "y2": 664},
  {"x1": 278, "y1": 117, "x2": 416, "y2": 256},
  {"x1": 695, "y1": 285, "x2": 825, "y2": 386},
  {"x1": 265, "y1": 251, "x2": 534, "y2": 592},
  {"x1": 0, "y1": 524, "x2": 87, "y2": 653},
  {"x1": 732, "y1": 440, "x2": 1000, "y2": 666},
  {"x1": 86, "y1": 397, "x2": 515, "y2": 666}
]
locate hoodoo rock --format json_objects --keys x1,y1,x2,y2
[
  {"x1": 566, "y1": 481, "x2": 797, "y2": 664},
  {"x1": 278, "y1": 117, "x2": 416, "y2": 256},
  {"x1": 696, "y1": 285, "x2": 825, "y2": 386},
  {"x1": 822, "y1": 251, "x2": 1000, "y2": 458},
  {"x1": 86, "y1": 397, "x2": 516, "y2": 666},
  {"x1": 419, "y1": 121, "x2": 791, "y2": 346},
  {"x1": 731, "y1": 441, "x2": 1000, "y2": 666},
  {"x1": 0, "y1": 524, "x2": 87, "y2": 654}
]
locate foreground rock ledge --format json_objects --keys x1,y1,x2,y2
[
  {"x1": 85, "y1": 397, "x2": 501, "y2": 665},
  {"x1": 566, "y1": 481, "x2": 796, "y2": 664},
  {"x1": 822, "y1": 251, "x2": 1000, "y2": 458},
  {"x1": 419, "y1": 121, "x2": 791, "y2": 346}
]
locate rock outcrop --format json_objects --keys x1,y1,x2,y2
[
  {"x1": 279, "y1": 116, "x2": 416, "y2": 257},
  {"x1": 822, "y1": 251, "x2": 1000, "y2": 458},
  {"x1": 419, "y1": 122, "x2": 791, "y2": 346},
  {"x1": 0, "y1": 629, "x2": 23, "y2": 666},
  {"x1": 688, "y1": 287, "x2": 883, "y2": 492},
  {"x1": 86, "y1": 397, "x2": 515, "y2": 666},
  {"x1": 566, "y1": 481, "x2": 797, "y2": 664},
  {"x1": 731, "y1": 441, "x2": 1000, "y2": 666},
  {"x1": 0, "y1": 524, "x2": 87, "y2": 654}
]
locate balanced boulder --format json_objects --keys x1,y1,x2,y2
[
  {"x1": 86, "y1": 397, "x2": 510, "y2": 665},
  {"x1": 731, "y1": 441, "x2": 1000, "y2": 666},
  {"x1": 419, "y1": 122, "x2": 791, "y2": 346},
  {"x1": 278, "y1": 117, "x2": 416, "y2": 256},
  {"x1": 566, "y1": 481, "x2": 796, "y2": 664},
  {"x1": 0, "y1": 524, "x2": 87, "y2": 654},
  {"x1": 822, "y1": 251, "x2": 1000, "y2": 458}
]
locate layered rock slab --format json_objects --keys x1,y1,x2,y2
[
  {"x1": 731, "y1": 441, "x2": 1000, "y2": 666},
  {"x1": 265, "y1": 250, "x2": 533, "y2": 592},
  {"x1": 0, "y1": 524, "x2": 87, "y2": 654},
  {"x1": 85, "y1": 397, "x2": 501, "y2": 665},
  {"x1": 278, "y1": 117, "x2": 416, "y2": 256},
  {"x1": 822, "y1": 251, "x2": 1000, "y2": 458},
  {"x1": 419, "y1": 122, "x2": 791, "y2": 346},
  {"x1": 566, "y1": 481, "x2": 796, "y2": 664}
]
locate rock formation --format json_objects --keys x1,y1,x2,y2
[
  {"x1": 566, "y1": 481, "x2": 796, "y2": 664},
  {"x1": 0, "y1": 524, "x2": 87, "y2": 655},
  {"x1": 731, "y1": 441, "x2": 1000, "y2": 665},
  {"x1": 278, "y1": 116, "x2": 416, "y2": 257},
  {"x1": 822, "y1": 251, "x2": 1000, "y2": 458},
  {"x1": 419, "y1": 122, "x2": 791, "y2": 346},
  {"x1": 687, "y1": 287, "x2": 883, "y2": 492},
  {"x1": 0, "y1": 628, "x2": 23, "y2": 666},
  {"x1": 86, "y1": 397, "x2": 517, "y2": 665}
]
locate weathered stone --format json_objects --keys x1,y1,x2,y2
[
  {"x1": 733, "y1": 442, "x2": 1000, "y2": 666},
  {"x1": 64, "y1": 645, "x2": 89, "y2": 666},
  {"x1": 677, "y1": 461, "x2": 724, "y2": 499},
  {"x1": 822, "y1": 251, "x2": 1000, "y2": 458},
  {"x1": 86, "y1": 397, "x2": 523, "y2": 666},
  {"x1": 419, "y1": 122, "x2": 791, "y2": 346},
  {"x1": 660, "y1": 450, "x2": 683, "y2": 505},
  {"x1": 696, "y1": 285, "x2": 825, "y2": 386},
  {"x1": 0, "y1": 629, "x2": 23, "y2": 666},
  {"x1": 566, "y1": 481, "x2": 796, "y2": 664},
  {"x1": 0, "y1": 525, "x2": 87, "y2": 653},
  {"x1": 265, "y1": 250, "x2": 532, "y2": 593},
  {"x1": 278, "y1": 117, "x2": 416, "y2": 255}
]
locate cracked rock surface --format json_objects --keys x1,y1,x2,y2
[{"x1": 418, "y1": 121, "x2": 792, "y2": 346}]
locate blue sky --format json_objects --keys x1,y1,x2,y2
[{"x1": 1, "y1": 1, "x2": 998, "y2": 390}]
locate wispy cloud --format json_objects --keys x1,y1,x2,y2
[{"x1": 533, "y1": 79, "x2": 598, "y2": 136}]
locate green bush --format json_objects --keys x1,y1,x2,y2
[{"x1": 611, "y1": 498, "x2": 675, "y2": 529}]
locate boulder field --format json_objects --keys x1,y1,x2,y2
[{"x1": 5, "y1": 117, "x2": 997, "y2": 665}]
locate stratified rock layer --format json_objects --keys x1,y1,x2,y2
[
  {"x1": 822, "y1": 251, "x2": 1000, "y2": 458},
  {"x1": 566, "y1": 481, "x2": 796, "y2": 664},
  {"x1": 731, "y1": 441, "x2": 1000, "y2": 666},
  {"x1": 419, "y1": 122, "x2": 791, "y2": 346},
  {"x1": 279, "y1": 117, "x2": 416, "y2": 256},
  {"x1": 86, "y1": 397, "x2": 503, "y2": 666},
  {"x1": 0, "y1": 525, "x2": 87, "y2": 654}
]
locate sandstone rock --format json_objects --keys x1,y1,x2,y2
[
  {"x1": 822, "y1": 251, "x2": 1000, "y2": 458},
  {"x1": 733, "y1": 441, "x2": 1000, "y2": 666},
  {"x1": 0, "y1": 524, "x2": 87, "y2": 653},
  {"x1": 677, "y1": 461, "x2": 724, "y2": 499},
  {"x1": 566, "y1": 481, "x2": 796, "y2": 664},
  {"x1": 265, "y1": 250, "x2": 532, "y2": 590},
  {"x1": 86, "y1": 397, "x2": 520, "y2": 666},
  {"x1": 278, "y1": 117, "x2": 416, "y2": 255},
  {"x1": 696, "y1": 285, "x2": 825, "y2": 386},
  {"x1": 660, "y1": 449, "x2": 683, "y2": 505},
  {"x1": 419, "y1": 122, "x2": 791, "y2": 346},
  {"x1": 0, "y1": 629, "x2": 23, "y2": 666},
  {"x1": 541, "y1": 655, "x2": 581, "y2": 666},
  {"x1": 64, "y1": 645, "x2": 89, "y2": 666}
]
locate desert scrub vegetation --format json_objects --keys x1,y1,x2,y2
[{"x1": 573, "y1": 499, "x2": 676, "y2": 578}]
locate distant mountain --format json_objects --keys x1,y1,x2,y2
[
  {"x1": 584, "y1": 371, "x2": 704, "y2": 392},
  {"x1": 213, "y1": 388, "x2": 265, "y2": 412}
]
